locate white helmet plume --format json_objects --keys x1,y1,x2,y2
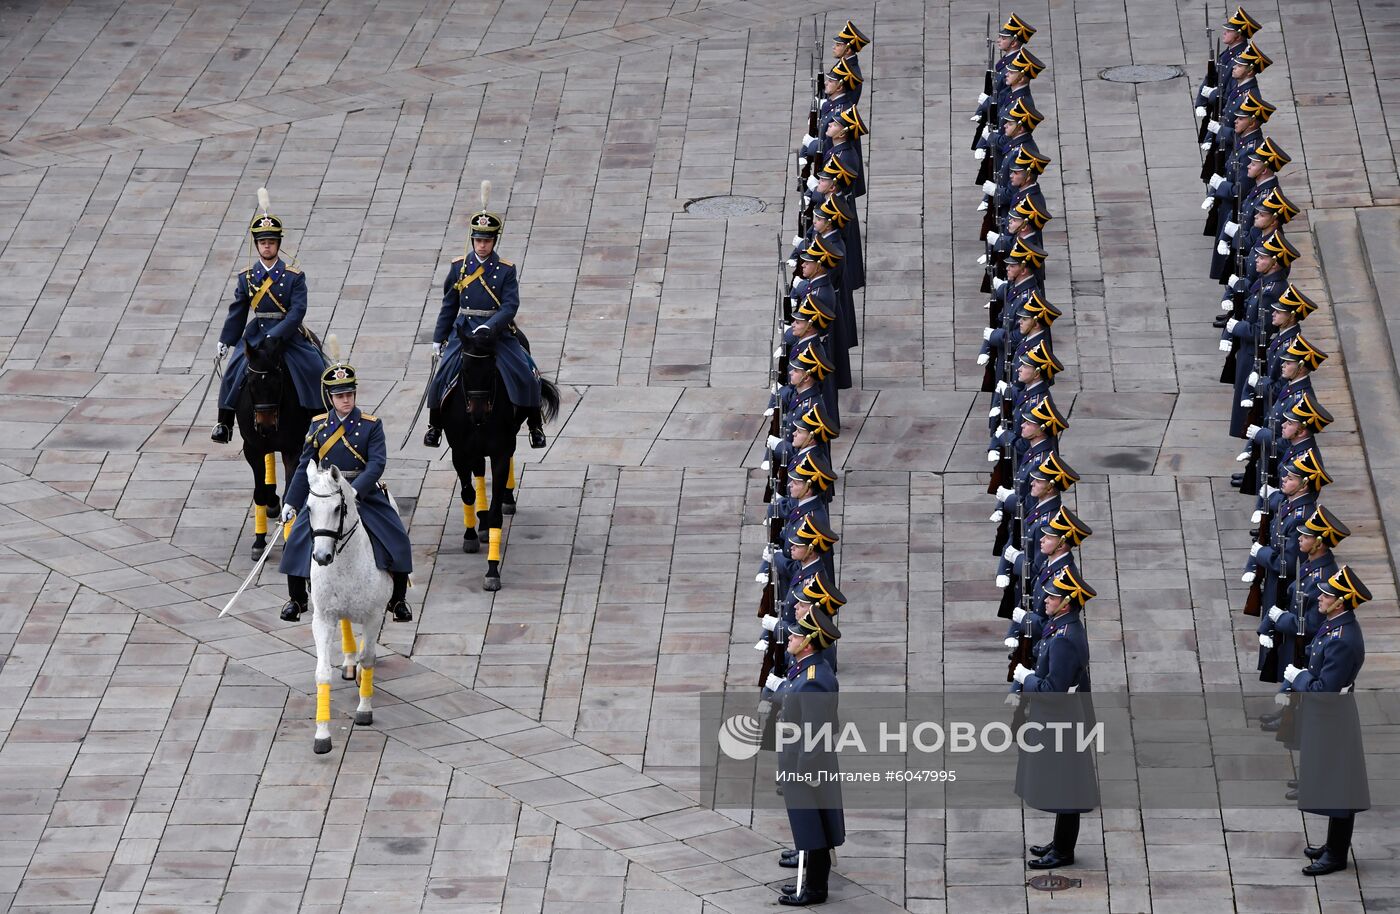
[
  {"x1": 257, "y1": 187, "x2": 271, "y2": 214},
  {"x1": 325, "y1": 333, "x2": 341, "y2": 364},
  {"x1": 480, "y1": 180, "x2": 491, "y2": 210}
]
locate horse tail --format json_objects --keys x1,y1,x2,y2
[{"x1": 540, "y1": 378, "x2": 561, "y2": 424}]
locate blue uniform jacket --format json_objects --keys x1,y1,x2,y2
[
  {"x1": 777, "y1": 652, "x2": 845, "y2": 851},
  {"x1": 1020, "y1": 608, "x2": 1091, "y2": 694},
  {"x1": 279, "y1": 408, "x2": 413, "y2": 578},
  {"x1": 1288, "y1": 610, "x2": 1364, "y2": 693},
  {"x1": 217, "y1": 260, "x2": 326, "y2": 412},
  {"x1": 429, "y1": 251, "x2": 541, "y2": 410}
]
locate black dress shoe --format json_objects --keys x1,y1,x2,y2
[
  {"x1": 1231, "y1": 472, "x2": 1244, "y2": 485},
  {"x1": 422, "y1": 427, "x2": 442, "y2": 448},
  {"x1": 1028, "y1": 843, "x2": 1053, "y2": 858},
  {"x1": 778, "y1": 854, "x2": 798, "y2": 868},
  {"x1": 529, "y1": 426, "x2": 547, "y2": 449},
  {"x1": 1304, "y1": 844, "x2": 1325, "y2": 860},
  {"x1": 1285, "y1": 788, "x2": 1298, "y2": 801},
  {"x1": 386, "y1": 599, "x2": 413, "y2": 623},
  {"x1": 1212, "y1": 315, "x2": 1229, "y2": 329},
  {"x1": 1302, "y1": 851, "x2": 1347, "y2": 876},
  {"x1": 1261, "y1": 718, "x2": 1282, "y2": 733},
  {"x1": 778, "y1": 890, "x2": 827, "y2": 906},
  {"x1": 780, "y1": 848, "x2": 798, "y2": 859},
  {"x1": 1287, "y1": 779, "x2": 1298, "y2": 789},
  {"x1": 210, "y1": 423, "x2": 232, "y2": 444},
  {"x1": 1027, "y1": 849, "x2": 1074, "y2": 869},
  {"x1": 280, "y1": 599, "x2": 306, "y2": 622}
]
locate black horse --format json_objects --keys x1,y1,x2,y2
[
  {"x1": 238, "y1": 341, "x2": 316, "y2": 557},
  {"x1": 441, "y1": 328, "x2": 560, "y2": 591}
]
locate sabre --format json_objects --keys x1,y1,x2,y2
[
  {"x1": 181, "y1": 351, "x2": 225, "y2": 443},
  {"x1": 220, "y1": 520, "x2": 284, "y2": 616},
  {"x1": 399, "y1": 351, "x2": 440, "y2": 449}
]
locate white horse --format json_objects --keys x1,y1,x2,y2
[{"x1": 305, "y1": 461, "x2": 393, "y2": 754}]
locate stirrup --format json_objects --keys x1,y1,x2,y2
[
  {"x1": 422, "y1": 426, "x2": 442, "y2": 448},
  {"x1": 210, "y1": 423, "x2": 232, "y2": 444},
  {"x1": 280, "y1": 599, "x2": 306, "y2": 622},
  {"x1": 529, "y1": 426, "x2": 547, "y2": 449},
  {"x1": 386, "y1": 599, "x2": 413, "y2": 623}
]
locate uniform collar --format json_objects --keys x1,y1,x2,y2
[
  {"x1": 468, "y1": 251, "x2": 497, "y2": 270},
  {"x1": 1046, "y1": 608, "x2": 1079, "y2": 633},
  {"x1": 1319, "y1": 609, "x2": 1354, "y2": 634},
  {"x1": 329, "y1": 406, "x2": 360, "y2": 429},
  {"x1": 787, "y1": 651, "x2": 820, "y2": 679},
  {"x1": 255, "y1": 258, "x2": 283, "y2": 275}
]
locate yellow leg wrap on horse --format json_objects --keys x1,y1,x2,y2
[
  {"x1": 264, "y1": 452, "x2": 277, "y2": 485},
  {"x1": 463, "y1": 501, "x2": 475, "y2": 528},
  {"x1": 316, "y1": 682, "x2": 331, "y2": 723},
  {"x1": 507, "y1": 458, "x2": 516, "y2": 489},
  {"x1": 254, "y1": 504, "x2": 267, "y2": 535},
  {"x1": 474, "y1": 477, "x2": 488, "y2": 512},
  {"x1": 488, "y1": 528, "x2": 502, "y2": 562},
  {"x1": 340, "y1": 618, "x2": 356, "y2": 656},
  {"x1": 359, "y1": 667, "x2": 373, "y2": 699}
]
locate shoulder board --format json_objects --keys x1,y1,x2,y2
[
  {"x1": 284, "y1": 265, "x2": 301, "y2": 274},
  {"x1": 497, "y1": 258, "x2": 513, "y2": 267},
  {"x1": 312, "y1": 413, "x2": 328, "y2": 421},
  {"x1": 807, "y1": 667, "x2": 816, "y2": 680},
  {"x1": 452, "y1": 255, "x2": 465, "y2": 263},
  {"x1": 359, "y1": 414, "x2": 378, "y2": 422},
  {"x1": 1329, "y1": 627, "x2": 1343, "y2": 638}
]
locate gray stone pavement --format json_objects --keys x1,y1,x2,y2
[{"x1": 1, "y1": 0, "x2": 1400, "y2": 912}]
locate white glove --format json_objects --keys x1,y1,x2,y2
[
  {"x1": 1003, "y1": 545, "x2": 1022, "y2": 562},
  {"x1": 991, "y1": 277, "x2": 1006, "y2": 290},
  {"x1": 983, "y1": 326, "x2": 994, "y2": 341},
  {"x1": 1247, "y1": 371, "x2": 1259, "y2": 387},
  {"x1": 1241, "y1": 570, "x2": 1256, "y2": 584},
  {"x1": 1246, "y1": 424, "x2": 1262, "y2": 440},
  {"x1": 802, "y1": 134, "x2": 816, "y2": 145},
  {"x1": 1209, "y1": 174, "x2": 1225, "y2": 190},
  {"x1": 760, "y1": 460, "x2": 770, "y2": 471},
  {"x1": 994, "y1": 381, "x2": 1008, "y2": 395},
  {"x1": 978, "y1": 92, "x2": 990, "y2": 104},
  {"x1": 977, "y1": 253, "x2": 989, "y2": 265},
  {"x1": 1227, "y1": 273, "x2": 1238, "y2": 286},
  {"x1": 217, "y1": 342, "x2": 229, "y2": 358},
  {"x1": 765, "y1": 673, "x2": 785, "y2": 692},
  {"x1": 796, "y1": 154, "x2": 806, "y2": 168},
  {"x1": 1251, "y1": 509, "x2": 1263, "y2": 524},
  {"x1": 806, "y1": 175, "x2": 819, "y2": 191},
  {"x1": 786, "y1": 258, "x2": 797, "y2": 268},
  {"x1": 989, "y1": 509, "x2": 1004, "y2": 523},
  {"x1": 1260, "y1": 485, "x2": 1278, "y2": 498},
  {"x1": 976, "y1": 352, "x2": 990, "y2": 366},
  {"x1": 1207, "y1": 120, "x2": 1220, "y2": 134},
  {"x1": 977, "y1": 200, "x2": 989, "y2": 212},
  {"x1": 981, "y1": 125, "x2": 992, "y2": 140},
  {"x1": 1274, "y1": 691, "x2": 1291, "y2": 707},
  {"x1": 766, "y1": 435, "x2": 782, "y2": 450},
  {"x1": 1226, "y1": 318, "x2": 1239, "y2": 332},
  {"x1": 1250, "y1": 542, "x2": 1263, "y2": 557},
  {"x1": 989, "y1": 406, "x2": 1001, "y2": 418},
  {"x1": 995, "y1": 573, "x2": 1011, "y2": 589},
  {"x1": 1217, "y1": 240, "x2": 1230, "y2": 255},
  {"x1": 1012, "y1": 664, "x2": 1032, "y2": 684},
  {"x1": 764, "y1": 407, "x2": 775, "y2": 417},
  {"x1": 1259, "y1": 634, "x2": 1274, "y2": 649},
  {"x1": 1005, "y1": 692, "x2": 1022, "y2": 707},
  {"x1": 1284, "y1": 664, "x2": 1303, "y2": 684},
  {"x1": 974, "y1": 148, "x2": 987, "y2": 161},
  {"x1": 995, "y1": 486, "x2": 1013, "y2": 502},
  {"x1": 1218, "y1": 339, "x2": 1232, "y2": 352},
  {"x1": 985, "y1": 231, "x2": 1001, "y2": 244},
  {"x1": 761, "y1": 615, "x2": 779, "y2": 631},
  {"x1": 987, "y1": 449, "x2": 999, "y2": 463},
  {"x1": 1203, "y1": 86, "x2": 1218, "y2": 99},
  {"x1": 1235, "y1": 450, "x2": 1250, "y2": 462},
  {"x1": 1201, "y1": 141, "x2": 1213, "y2": 151},
  {"x1": 762, "y1": 545, "x2": 774, "y2": 561},
  {"x1": 755, "y1": 571, "x2": 768, "y2": 583},
  {"x1": 1268, "y1": 606, "x2": 1284, "y2": 622},
  {"x1": 773, "y1": 346, "x2": 783, "y2": 358},
  {"x1": 1195, "y1": 105, "x2": 1208, "y2": 117},
  {"x1": 1224, "y1": 221, "x2": 1240, "y2": 237},
  {"x1": 1201, "y1": 197, "x2": 1215, "y2": 211},
  {"x1": 280, "y1": 504, "x2": 297, "y2": 524},
  {"x1": 1004, "y1": 637, "x2": 1019, "y2": 649},
  {"x1": 792, "y1": 235, "x2": 804, "y2": 247},
  {"x1": 1011, "y1": 607, "x2": 1027, "y2": 623},
  {"x1": 982, "y1": 180, "x2": 997, "y2": 195},
  {"x1": 432, "y1": 341, "x2": 443, "y2": 357},
  {"x1": 754, "y1": 638, "x2": 768, "y2": 651},
  {"x1": 1220, "y1": 298, "x2": 1233, "y2": 311}
]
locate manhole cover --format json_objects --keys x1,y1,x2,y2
[
  {"x1": 1100, "y1": 64, "x2": 1183, "y2": 83},
  {"x1": 1028, "y1": 873, "x2": 1082, "y2": 892},
  {"x1": 684, "y1": 195, "x2": 767, "y2": 216}
]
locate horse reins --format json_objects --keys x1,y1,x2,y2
[{"x1": 308, "y1": 485, "x2": 359, "y2": 557}]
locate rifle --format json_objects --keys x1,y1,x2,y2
[
  {"x1": 1292, "y1": 555, "x2": 1308, "y2": 668},
  {"x1": 763, "y1": 255, "x2": 785, "y2": 505},
  {"x1": 997, "y1": 493, "x2": 1024, "y2": 619},
  {"x1": 1007, "y1": 517, "x2": 1034, "y2": 680},
  {"x1": 971, "y1": 14, "x2": 993, "y2": 151},
  {"x1": 797, "y1": 18, "x2": 820, "y2": 197},
  {"x1": 986, "y1": 311, "x2": 1014, "y2": 494},
  {"x1": 1200, "y1": 8, "x2": 1221, "y2": 181}
]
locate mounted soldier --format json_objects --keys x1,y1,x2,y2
[
  {"x1": 211, "y1": 190, "x2": 326, "y2": 443},
  {"x1": 423, "y1": 181, "x2": 548, "y2": 450}
]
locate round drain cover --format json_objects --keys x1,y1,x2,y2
[
  {"x1": 684, "y1": 195, "x2": 767, "y2": 216},
  {"x1": 1100, "y1": 64, "x2": 1183, "y2": 83},
  {"x1": 1028, "y1": 873, "x2": 1081, "y2": 892}
]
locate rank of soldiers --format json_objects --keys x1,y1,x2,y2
[
  {"x1": 1192, "y1": 5, "x2": 1371, "y2": 879},
  {"x1": 748, "y1": 17, "x2": 870, "y2": 907}
]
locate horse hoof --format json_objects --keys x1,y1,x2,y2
[
  {"x1": 341, "y1": 664, "x2": 356, "y2": 681},
  {"x1": 462, "y1": 535, "x2": 479, "y2": 554},
  {"x1": 251, "y1": 537, "x2": 266, "y2": 559},
  {"x1": 502, "y1": 498, "x2": 516, "y2": 516},
  {"x1": 483, "y1": 575, "x2": 501, "y2": 592},
  {"x1": 313, "y1": 737, "x2": 332, "y2": 755},
  {"x1": 354, "y1": 710, "x2": 373, "y2": 727}
]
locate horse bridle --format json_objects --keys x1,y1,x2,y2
[{"x1": 308, "y1": 485, "x2": 359, "y2": 557}]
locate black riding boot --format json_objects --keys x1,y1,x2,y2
[
  {"x1": 527, "y1": 407, "x2": 547, "y2": 448},
  {"x1": 282, "y1": 576, "x2": 308, "y2": 621},
  {"x1": 211, "y1": 408, "x2": 235, "y2": 443},
  {"x1": 423, "y1": 407, "x2": 442, "y2": 448},
  {"x1": 386, "y1": 572, "x2": 413, "y2": 622}
]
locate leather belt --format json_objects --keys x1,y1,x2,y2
[
  {"x1": 249, "y1": 312, "x2": 285, "y2": 320},
  {"x1": 462, "y1": 308, "x2": 496, "y2": 318}
]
